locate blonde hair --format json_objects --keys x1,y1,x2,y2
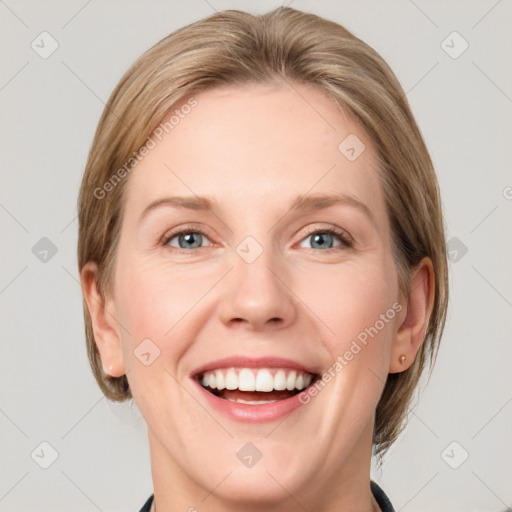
[{"x1": 78, "y1": 6, "x2": 448, "y2": 456}]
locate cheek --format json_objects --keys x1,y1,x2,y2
[
  {"x1": 296, "y1": 258, "x2": 397, "y2": 360},
  {"x1": 113, "y1": 256, "x2": 220, "y2": 348},
  {"x1": 112, "y1": 258, "x2": 212, "y2": 400}
]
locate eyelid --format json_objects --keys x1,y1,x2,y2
[
  {"x1": 160, "y1": 223, "x2": 353, "y2": 250},
  {"x1": 298, "y1": 224, "x2": 354, "y2": 247},
  {"x1": 160, "y1": 223, "x2": 215, "y2": 247}
]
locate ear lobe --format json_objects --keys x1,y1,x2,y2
[
  {"x1": 389, "y1": 257, "x2": 435, "y2": 374},
  {"x1": 80, "y1": 262, "x2": 125, "y2": 377}
]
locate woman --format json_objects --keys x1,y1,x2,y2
[{"x1": 78, "y1": 7, "x2": 448, "y2": 511}]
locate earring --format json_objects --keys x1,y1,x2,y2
[
  {"x1": 399, "y1": 355, "x2": 406, "y2": 364},
  {"x1": 107, "y1": 364, "x2": 113, "y2": 375}
]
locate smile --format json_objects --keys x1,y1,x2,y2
[
  {"x1": 192, "y1": 357, "x2": 320, "y2": 422},
  {"x1": 199, "y1": 367, "x2": 314, "y2": 403}
]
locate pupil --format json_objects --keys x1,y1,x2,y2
[
  {"x1": 312, "y1": 233, "x2": 333, "y2": 249},
  {"x1": 180, "y1": 233, "x2": 201, "y2": 248}
]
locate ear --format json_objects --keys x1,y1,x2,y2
[
  {"x1": 389, "y1": 257, "x2": 435, "y2": 373},
  {"x1": 80, "y1": 262, "x2": 126, "y2": 377}
]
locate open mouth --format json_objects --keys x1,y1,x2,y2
[{"x1": 196, "y1": 367, "x2": 319, "y2": 405}]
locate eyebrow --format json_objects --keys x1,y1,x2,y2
[{"x1": 138, "y1": 192, "x2": 377, "y2": 229}]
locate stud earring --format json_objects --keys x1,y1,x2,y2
[{"x1": 399, "y1": 355, "x2": 406, "y2": 364}]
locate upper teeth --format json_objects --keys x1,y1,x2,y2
[{"x1": 200, "y1": 368, "x2": 313, "y2": 392}]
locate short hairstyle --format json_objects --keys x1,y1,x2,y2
[{"x1": 77, "y1": 6, "x2": 449, "y2": 457}]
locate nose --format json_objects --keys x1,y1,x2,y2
[{"x1": 218, "y1": 247, "x2": 297, "y2": 331}]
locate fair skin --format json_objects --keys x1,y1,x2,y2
[{"x1": 82, "y1": 81, "x2": 434, "y2": 512}]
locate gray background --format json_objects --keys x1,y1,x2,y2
[{"x1": 1, "y1": 0, "x2": 511, "y2": 511}]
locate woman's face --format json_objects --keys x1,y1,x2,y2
[{"x1": 104, "y1": 82, "x2": 407, "y2": 505}]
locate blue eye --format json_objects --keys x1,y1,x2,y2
[
  {"x1": 162, "y1": 226, "x2": 352, "y2": 252},
  {"x1": 299, "y1": 228, "x2": 352, "y2": 250},
  {"x1": 164, "y1": 230, "x2": 210, "y2": 249}
]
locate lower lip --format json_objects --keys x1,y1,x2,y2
[{"x1": 193, "y1": 379, "x2": 310, "y2": 423}]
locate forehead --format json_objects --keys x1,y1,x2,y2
[{"x1": 123, "y1": 81, "x2": 386, "y2": 224}]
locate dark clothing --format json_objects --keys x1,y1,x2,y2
[
  {"x1": 138, "y1": 480, "x2": 394, "y2": 511},
  {"x1": 371, "y1": 480, "x2": 395, "y2": 511},
  {"x1": 138, "y1": 494, "x2": 152, "y2": 512}
]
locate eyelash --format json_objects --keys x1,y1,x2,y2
[
  {"x1": 161, "y1": 224, "x2": 353, "y2": 253},
  {"x1": 301, "y1": 225, "x2": 353, "y2": 251}
]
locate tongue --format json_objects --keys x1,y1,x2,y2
[{"x1": 218, "y1": 389, "x2": 297, "y2": 401}]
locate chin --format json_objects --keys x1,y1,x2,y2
[{"x1": 204, "y1": 466, "x2": 307, "y2": 506}]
